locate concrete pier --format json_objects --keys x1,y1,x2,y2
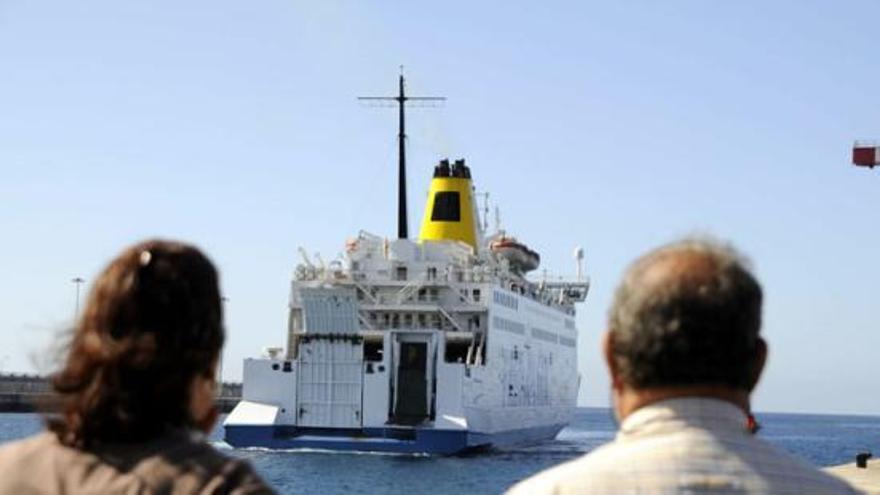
[
  {"x1": 0, "y1": 373, "x2": 242, "y2": 413},
  {"x1": 826, "y1": 457, "x2": 880, "y2": 494}
]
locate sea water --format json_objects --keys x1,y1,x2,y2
[{"x1": 1, "y1": 409, "x2": 877, "y2": 494}]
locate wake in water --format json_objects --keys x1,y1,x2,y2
[{"x1": 212, "y1": 441, "x2": 431, "y2": 457}]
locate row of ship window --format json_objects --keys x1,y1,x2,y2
[
  {"x1": 357, "y1": 287, "x2": 483, "y2": 304},
  {"x1": 367, "y1": 312, "x2": 483, "y2": 332},
  {"x1": 369, "y1": 312, "x2": 441, "y2": 328},
  {"x1": 493, "y1": 290, "x2": 519, "y2": 310},
  {"x1": 351, "y1": 263, "x2": 461, "y2": 283},
  {"x1": 492, "y1": 316, "x2": 576, "y2": 348}
]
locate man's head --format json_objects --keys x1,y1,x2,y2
[{"x1": 605, "y1": 237, "x2": 766, "y2": 419}]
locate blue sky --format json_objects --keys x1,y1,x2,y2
[{"x1": 1, "y1": 1, "x2": 878, "y2": 414}]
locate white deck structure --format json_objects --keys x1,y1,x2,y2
[{"x1": 227, "y1": 203, "x2": 588, "y2": 454}]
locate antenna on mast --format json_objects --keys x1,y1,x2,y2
[
  {"x1": 574, "y1": 246, "x2": 585, "y2": 282},
  {"x1": 358, "y1": 68, "x2": 446, "y2": 239},
  {"x1": 475, "y1": 192, "x2": 490, "y2": 232}
]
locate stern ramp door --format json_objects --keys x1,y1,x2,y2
[{"x1": 296, "y1": 288, "x2": 363, "y2": 428}]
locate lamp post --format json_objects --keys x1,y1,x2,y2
[
  {"x1": 218, "y1": 296, "x2": 228, "y2": 394},
  {"x1": 71, "y1": 277, "x2": 85, "y2": 320}
]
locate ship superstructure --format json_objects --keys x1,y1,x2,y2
[{"x1": 224, "y1": 77, "x2": 589, "y2": 454}]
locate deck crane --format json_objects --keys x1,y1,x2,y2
[{"x1": 852, "y1": 142, "x2": 880, "y2": 168}]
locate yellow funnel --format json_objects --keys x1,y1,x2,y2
[{"x1": 418, "y1": 159, "x2": 479, "y2": 251}]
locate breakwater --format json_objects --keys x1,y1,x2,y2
[{"x1": 0, "y1": 373, "x2": 242, "y2": 413}]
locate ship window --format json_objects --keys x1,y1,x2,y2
[
  {"x1": 396, "y1": 266, "x2": 407, "y2": 281},
  {"x1": 445, "y1": 340, "x2": 470, "y2": 363},
  {"x1": 472, "y1": 289, "x2": 481, "y2": 302},
  {"x1": 431, "y1": 192, "x2": 461, "y2": 222},
  {"x1": 364, "y1": 341, "x2": 383, "y2": 362}
]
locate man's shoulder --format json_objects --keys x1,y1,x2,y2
[
  {"x1": 508, "y1": 432, "x2": 859, "y2": 495},
  {"x1": 507, "y1": 442, "x2": 625, "y2": 494},
  {"x1": 507, "y1": 433, "x2": 701, "y2": 494},
  {"x1": 743, "y1": 435, "x2": 861, "y2": 493}
]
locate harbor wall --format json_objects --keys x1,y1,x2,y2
[{"x1": 0, "y1": 373, "x2": 242, "y2": 413}]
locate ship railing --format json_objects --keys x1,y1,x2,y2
[
  {"x1": 358, "y1": 311, "x2": 375, "y2": 330},
  {"x1": 452, "y1": 286, "x2": 478, "y2": 305},
  {"x1": 527, "y1": 272, "x2": 592, "y2": 287},
  {"x1": 541, "y1": 279, "x2": 591, "y2": 303},
  {"x1": 437, "y1": 306, "x2": 463, "y2": 332},
  {"x1": 539, "y1": 279, "x2": 591, "y2": 288},
  {"x1": 527, "y1": 274, "x2": 591, "y2": 302},
  {"x1": 470, "y1": 331, "x2": 486, "y2": 366},
  {"x1": 395, "y1": 273, "x2": 427, "y2": 304},
  {"x1": 351, "y1": 279, "x2": 379, "y2": 304}
]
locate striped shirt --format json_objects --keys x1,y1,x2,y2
[{"x1": 507, "y1": 398, "x2": 860, "y2": 495}]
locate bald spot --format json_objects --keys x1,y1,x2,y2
[{"x1": 637, "y1": 250, "x2": 721, "y2": 297}]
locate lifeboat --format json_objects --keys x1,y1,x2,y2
[{"x1": 489, "y1": 236, "x2": 540, "y2": 273}]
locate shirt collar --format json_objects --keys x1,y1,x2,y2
[
  {"x1": 617, "y1": 397, "x2": 749, "y2": 440},
  {"x1": 88, "y1": 428, "x2": 204, "y2": 469}
]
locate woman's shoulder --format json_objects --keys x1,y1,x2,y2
[
  {"x1": 122, "y1": 431, "x2": 275, "y2": 494},
  {"x1": 0, "y1": 431, "x2": 60, "y2": 462},
  {"x1": 0, "y1": 431, "x2": 274, "y2": 494},
  {"x1": 0, "y1": 432, "x2": 122, "y2": 493}
]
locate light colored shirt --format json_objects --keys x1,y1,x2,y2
[
  {"x1": 0, "y1": 430, "x2": 274, "y2": 494},
  {"x1": 507, "y1": 398, "x2": 860, "y2": 495}
]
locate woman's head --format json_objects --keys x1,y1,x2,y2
[{"x1": 50, "y1": 239, "x2": 224, "y2": 448}]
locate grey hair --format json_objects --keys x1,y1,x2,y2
[{"x1": 608, "y1": 236, "x2": 763, "y2": 390}]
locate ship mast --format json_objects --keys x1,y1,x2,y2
[{"x1": 359, "y1": 69, "x2": 445, "y2": 239}]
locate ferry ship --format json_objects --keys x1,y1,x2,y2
[{"x1": 224, "y1": 76, "x2": 589, "y2": 454}]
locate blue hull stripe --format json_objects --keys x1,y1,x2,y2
[{"x1": 225, "y1": 423, "x2": 566, "y2": 455}]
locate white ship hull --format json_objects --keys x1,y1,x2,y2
[{"x1": 226, "y1": 281, "x2": 582, "y2": 454}]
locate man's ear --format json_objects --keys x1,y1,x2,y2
[
  {"x1": 748, "y1": 337, "x2": 768, "y2": 391},
  {"x1": 603, "y1": 331, "x2": 621, "y2": 389}
]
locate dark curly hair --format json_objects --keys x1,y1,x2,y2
[
  {"x1": 48, "y1": 239, "x2": 224, "y2": 449},
  {"x1": 608, "y1": 237, "x2": 763, "y2": 390}
]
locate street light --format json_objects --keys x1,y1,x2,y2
[
  {"x1": 218, "y1": 296, "x2": 228, "y2": 393},
  {"x1": 71, "y1": 277, "x2": 85, "y2": 320}
]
